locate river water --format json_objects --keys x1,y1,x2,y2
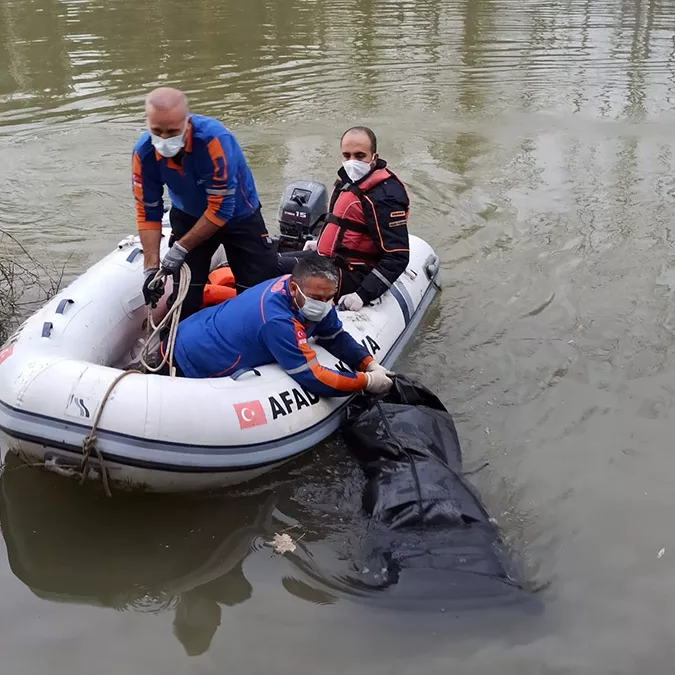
[{"x1": 2, "y1": 0, "x2": 675, "y2": 672}]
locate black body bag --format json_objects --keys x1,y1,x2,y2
[{"x1": 343, "y1": 376, "x2": 534, "y2": 612}]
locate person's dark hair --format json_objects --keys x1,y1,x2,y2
[
  {"x1": 291, "y1": 255, "x2": 339, "y2": 287},
  {"x1": 340, "y1": 126, "x2": 377, "y2": 154}
]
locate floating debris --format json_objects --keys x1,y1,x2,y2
[
  {"x1": 658, "y1": 548, "x2": 666, "y2": 559},
  {"x1": 269, "y1": 532, "x2": 297, "y2": 554}
]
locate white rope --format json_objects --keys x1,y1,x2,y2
[
  {"x1": 76, "y1": 263, "x2": 191, "y2": 496},
  {"x1": 139, "y1": 263, "x2": 191, "y2": 376}
]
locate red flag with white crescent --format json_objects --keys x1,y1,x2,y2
[{"x1": 233, "y1": 400, "x2": 268, "y2": 429}]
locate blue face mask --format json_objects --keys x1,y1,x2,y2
[{"x1": 296, "y1": 285, "x2": 332, "y2": 322}]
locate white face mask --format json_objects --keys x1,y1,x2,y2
[
  {"x1": 150, "y1": 121, "x2": 187, "y2": 158},
  {"x1": 296, "y1": 285, "x2": 332, "y2": 323},
  {"x1": 343, "y1": 158, "x2": 373, "y2": 183}
]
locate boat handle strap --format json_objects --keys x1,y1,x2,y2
[
  {"x1": 230, "y1": 368, "x2": 262, "y2": 381},
  {"x1": 126, "y1": 247, "x2": 142, "y2": 263},
  {"x1": 56, "y1": 299, "x2": 74, "y2": 314}
]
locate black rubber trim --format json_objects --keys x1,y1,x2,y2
[{"x1": 0, "y1": 425, "x2": 292, "y2": 474}]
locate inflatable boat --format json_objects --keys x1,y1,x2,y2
[{"x1": 0, "y1": 181, "x2": 440, "y2": 492}]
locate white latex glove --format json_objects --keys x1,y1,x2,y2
[
  {"x1": 366, "y1": 360, "x2": 395, "y2": 377},
  {"x1": 364, "y1": 370, "x2": 393, "y2": 395},
  {"x1": 302, "y1": 239, "x2": 318, "y2": 252},
  {"x1": 339, "y1": 292, "x2": 364, "y2": 312}
]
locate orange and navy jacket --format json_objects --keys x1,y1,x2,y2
[
  {"x1": 132, "y1": 114, "x2": 259, "y2": 231},
  {"x1": 173, "y1": 275, "x2": 374, "y2": 397},
  {"x1": 317, "y1": 158, "x2": 410, "y2": 304}
]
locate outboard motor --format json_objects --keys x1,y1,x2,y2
[{"x1": 276, "y1": 180, "x2": 328, "y2": 253}]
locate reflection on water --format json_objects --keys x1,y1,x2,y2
[
  {"x1": 0, "y1": 452, "x2": 270, "y2": 655},
  {"x1": 0, "y1": 444, "x2": 537, "y2": 657},
  {"x1": 0, "y1": 449, "x2": 347, "y2": 655}
]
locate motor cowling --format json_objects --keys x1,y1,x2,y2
[{"x1": 276, "y1": 180, "x2": 328, "y2": 253}]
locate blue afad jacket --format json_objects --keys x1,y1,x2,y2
[
  {"x1": 132, "y1": 114, "x2": 260, "y2": 232},
  {"x1": 173, "y1": 276, "x2": 375, "y2": 397}
]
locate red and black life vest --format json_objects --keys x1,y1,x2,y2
[{"x1": 317, "y1": 168, "x2": 392, "y2": 266}]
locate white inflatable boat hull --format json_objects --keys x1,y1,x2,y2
[{"x1": 0, "y1": 222, "x2": 440, "y2": 492}]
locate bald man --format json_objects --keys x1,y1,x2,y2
[
  {"x1": 279, "y1": 126, "x2": 410, "y2": 312},
  {"x1": 132, "y1": 87, "x2": 277, "y2": 320}
]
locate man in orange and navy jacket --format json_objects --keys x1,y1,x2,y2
[
  {"x1": 169, "y1": 256, "x2": 393, "y2": 398},
  {"x1": 279, "y1": 126, "x2": 410, "y2": 312},
  {"x1": 133, "y1": 87, "x2": 277, "y2": 321}
]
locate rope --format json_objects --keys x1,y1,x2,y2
[
  {"x1": 139, "y1": 264, "x2": 191, "y2": 376},
  {"x1": 80, "y1": 369, "x2": 140, "y2": 496},
  {"x1": 78, "y1": 263, "x2": 191, "y2": 495}
]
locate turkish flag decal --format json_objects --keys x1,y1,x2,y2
[
  {"x1": 233, "y1": 400, "x2": 268, "y2": 429},
  {"x1": 0, "y1": 344, "x2": 13, "y2": 366}
]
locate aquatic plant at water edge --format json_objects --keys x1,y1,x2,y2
[{"x1": 0, "y1": 229, "x2": 67, "y2": 345}]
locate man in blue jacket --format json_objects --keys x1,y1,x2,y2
[
  {"x1": 132, "y1": 87, "x2": 277, "y2": 320},
  {"x1": 169, "y1": 256, "x2": 393, "y2": 398}
]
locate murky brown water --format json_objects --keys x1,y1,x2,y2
[{"x1": 2, "y1": 0, "x2": 675, "y2": 671}]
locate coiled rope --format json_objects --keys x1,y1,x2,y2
[
  {"x1": 79, "y1": 264, "x2": 191, "y2": 495},
  {"x1": 139, "y1": 265, "x2": 192, "y2": 377}
]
